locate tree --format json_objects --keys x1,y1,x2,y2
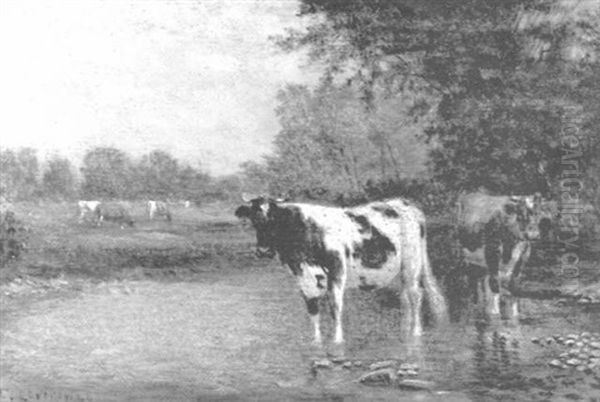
[
  {"x1": 42, "y1": 156, "x2": 76, "y2": 200},
  {"x1": 276, "y1": 0, "x2": 600, "y2": 199},
  {"x1": 81, "y1": 147, "x2": 135, "y2": 199},
  {"x1": 0, "y1": 148, "x2": 39, "y2": 200},
  {"x1": 137, "y1": 150, "x2": 180, "y2": 199}
]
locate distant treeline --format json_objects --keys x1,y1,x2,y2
[{"x1": 0, "y1": 147, "x2": 245, "y2": 203}]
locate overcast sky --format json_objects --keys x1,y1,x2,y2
[{"x1": 0, "y1": 0, "x2": 320, "y2": 176}]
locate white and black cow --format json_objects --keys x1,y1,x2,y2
[
  {"x1": 235, "y1": 194, "x2": 447, "y2": 345},
  {"x1": 78, "y1": 200, "x2": 101, "y2": 223},
  {"x1": 456, "y1": 192, "x2": 541, "y2": 318},
  {"x1": 147, "y1": 200, "x2": 172, "y2": 221},
  {"x1": 95, "y1": 202, "x2": 135, "y2": 228}
]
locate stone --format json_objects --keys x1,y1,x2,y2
[
  {"x1": 590, "y1": 350, "x2": 600, "y2": 358},
  {"x1": 396, "y1": 379, "x2": 436, "y2": 391},
  {"x1": 566, "y1": 358, "x2": 583, "y2": 366},
  {"x1": 549, "y1": 360, "x2": 565, "y2": 369},
  {"x1": 589, "y1": 342, "x2": 600, "y2": 350},
  {"x1": 359, "y1": 368, "x2": 397, "y2": 385},
  {"x1": 567, "y1": 334, "x2": 579, "y2": 340},
  {"x1": 556, "y1": 337, "x2": 565, "y2": 344},
  {"x1": 342, "y1": 361, "x2": 353, "y2": 369},
  {"x1": 545, "y1": 337, "x2": 554, "y2": 345},
  {"x1": 312, "y1": 359, "x2": 333, "y2": 369},
  {"x1": 565, "y1": 339, "x2": 576, "y2": 346},
  {"x1": 399, "y1": 363, "x2": 419, "y2": 371},
  {"x1": 575, "y1": 341, "x2": 584, "y2": 348},
  {"x1": 559, "y1": 352, "x2": 570, "y2": 359},
  {"x1": 531, "y1": 337, "x2": 540, "y2": 344},
  {"x1": 577, "y1": 353, "x2": 589, "y2": 361},
  {"x1": 369, "y1": 360, "x2": 397, "y2": 371},
  {"x1": 575, "y1": 365, "x2": 588, "y2": 372},
  {"x1": 353, "y1": 361, "x2": 363, "y2": 367},
  {"x1": 581, "y1": 332, "x2": 591, "y2": 338}
]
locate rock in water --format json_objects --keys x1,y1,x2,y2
[
  {"x1": 397, "y1": 379, "x2": 436, "y2": 391},
  {"x1": 359, "y1": 368, "x2": 397, "y2": 385},
  {"x1": 312, "y1": 359, "x2": 332, "y2": 369},
  {"x1": 369, "y1": 360, "x2": 398, "y2": 371}
]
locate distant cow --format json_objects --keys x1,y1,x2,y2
[
  {"x1": 235, "y1": 194, "x2": 447, "y2": 345},
  {"x1": 78, "y1": 200, "x2": 101, "y2": 223},
  {"x1": 147, "y1": 201, "x2": 171, "y2": 221},
  {"x1": 456, "y1": 192, "x2": 541, "y2": 317},
  {"x1": 95, "y1": 202, "x2": 134, "y2": 228}
]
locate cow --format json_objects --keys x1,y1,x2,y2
[
  {"x1": 235, "y1": 194, "x2": 447, "y2": 345},
  {"x1": 95, "y1": 202, "x2": 134, "y2": 228},
  {"x1": 455, "y1": 192, "x2": 541, "y2": 318},
  {"x1": 77, "y1": 200, "x2": 101, "y2": 223},
  {"x1": 147, "y1": 201, "x2": 172, "y2": 221}
]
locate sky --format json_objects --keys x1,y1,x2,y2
[{"x1": 0, "y1": 0, "x2": 321, "y2": 176}]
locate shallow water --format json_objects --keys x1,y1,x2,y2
[{"x1": 1, "y1": 265, "x2": 599, "y2": 401}]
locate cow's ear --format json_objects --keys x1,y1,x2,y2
[{"x1": 235, "y1": 205, "x2": 252, "y2": 219}]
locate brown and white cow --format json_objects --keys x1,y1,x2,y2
[
  {"x1": 78, "y1": 200, "x2": 101, "y2": 223},
  {"x1": 147, "y1": 201, "x2": 172, "y2": 221},
  {"x1": 455, "y1": 192, "x2": 541, "y2": 318},
  {"x1": 235, "y1": 194, "x2": 447, "y2": 345},
  {"x1": 95, "y1": 202, "x2": 134, "y2": 228}
]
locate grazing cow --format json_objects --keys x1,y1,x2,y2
[
  {"x1": 235, "y1": 194, "x2": 447, "y2": 345},
  {"x1": 147, "y1": 201, "x2": 172, "y2": 221},
  {"x1": 78, "y1": 200, "x2": 101, "y2": 223},
  {"x1": 95, "y1": 202, "x2": 134, "y2": 228},
  {"x1": 455, "y1": 192, "x2": 541, "y2": 317}
]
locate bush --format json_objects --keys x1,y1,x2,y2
[{"x1": 0, "y1": 210, "x2": 29, "y2": 267}]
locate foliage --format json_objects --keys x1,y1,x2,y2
[
  {"x1": 81, "y1": 147, "x2": 136, "y2": 199},
  {"x1": 268, "y1": 0, "x2": 600, "y2": 206},
  {"x1": 0, "y1": 148, "x2": 40, "y2": 200},
  {"x1": 42, "y1": 156, "x2": 77, "y2": 200},
  {"x1": 0, "y1": 210, "x2": 28, "y2": 267}
]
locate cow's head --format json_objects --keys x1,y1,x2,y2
[
  {"x1": 235, "y1": 193, "x2": 285, "y2": 258},
  {"x1": 505, "y1": 193, "x2": 543, "y2": 240}
]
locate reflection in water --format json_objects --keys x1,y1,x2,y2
[{"x1": 1, "y1": 268, "x2": 599, "y2": 401}]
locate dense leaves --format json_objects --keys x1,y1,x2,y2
[{"x1": 254, "y1": 0, "x2": 600, "y2": 210}]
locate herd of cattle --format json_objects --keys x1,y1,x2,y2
[
  {"x1": 235, "y1": 192, "x2": 596, "y2": 344},
  {"x1": 77, "y1": 200, "x2": 187, "y2": 227}
]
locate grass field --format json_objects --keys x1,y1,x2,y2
[{"x1": 1, "y1": 201, "x2": 258, "y2": 282}]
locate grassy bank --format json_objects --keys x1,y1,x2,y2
[{"x1": 0, "y1": 201, "x2": 258, "y2": 282}]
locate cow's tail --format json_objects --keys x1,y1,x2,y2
[{"x1": 420, "y1": 223, "x2": 449, "y2": 324}]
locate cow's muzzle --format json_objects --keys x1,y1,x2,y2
[{"x1": 255, "y1": 247, "x2": 276, "y2": 259}]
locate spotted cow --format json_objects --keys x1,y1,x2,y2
[
  {"x1": 456, "y1": 192, "x2": 541, "y2": 318},
  {"x1": 77, "y1": 200, "x2": 101, "y2": 223},
  {"x1": 235, "y1": 195, "x2": 447, "y2": 345},
  {"x1": 147, "y1": 200, "x2": 172, "y2": 221},
  {"x1": 95, "y1": 202, "x2": 134, "y2": 228}
]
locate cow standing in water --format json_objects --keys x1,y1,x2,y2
[
  {"x1": 235, "y1": 195, "x2": 447, "y2": 345},
  {"x1": 456, "y1": 193, "x2": 541, "y2": 318},
  {"x1": 147, "y1": 201, "x2": 172, "y2": 222}
]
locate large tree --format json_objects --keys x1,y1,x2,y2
[
  {"x1": 81, "y1": 147, "x2": 135, "y2": 199},
  {"x1": 276, "y1": 0, "x2": 600, "y2": 199},
  {"x1": 42, "y1": 156, "x2": 76, "y2": 200}
]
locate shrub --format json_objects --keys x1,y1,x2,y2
[{"x1": 0, "y1": 210, "x2": 29, "y2": 267}]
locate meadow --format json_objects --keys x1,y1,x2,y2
[{"x1": 0, "y1": 201, "x2": 258, "y2": 283}]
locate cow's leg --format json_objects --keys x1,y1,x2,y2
[
  {"x1": 304, "y1": 297, "x2": 322, "y2": 345},
  {"x1": 484, "y1": 243, "x2": 501, "y2": 315},
  {"x1": 403, "y1": 251, "x2": 423, "y2": 336},
  {"x1": 297, "y1": 264, "x2": 328, "y2": 345},
  {"x1": 328, "y1": 280, "x2": 346, "y2": 344}
]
